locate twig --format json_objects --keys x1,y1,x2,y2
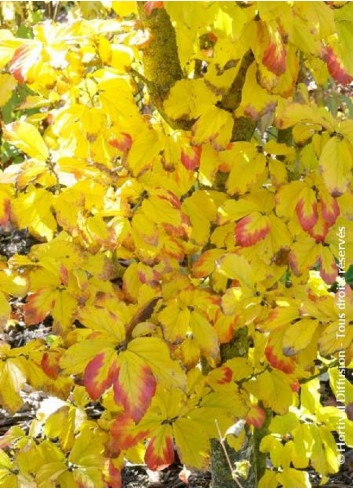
[
  {"x1": 215, "y1": 419, "x2": 244, "y2": 489},
  {"x1": 53, "y1": 2, "x2": 61, "y2": 21},
  {"x1": 130, "y1": 67, "x2": 150, "y2": 87},
  {"x1": 299, "y1": 360, "x2": 339, "y2": 384}
]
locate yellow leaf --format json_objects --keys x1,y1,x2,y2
[
  {"x1": 173, "y1": 417, "x2": 209, "y2": 470},
  {"x1": 282, "y1": 319, "x2": 319, "y2": 356},
  {"x1": 192, "y1": 106, "x2": 233, "y2": 150},
  {"x1": 276, "y1": 102, "x2": 333, "y2": 130},
  {"x1": 44, "y1": 406, "x2": 75, "y2": 452},
  {"x1": 235, "y1": 62, "x2": 277, "y2": 120},
  {"x1": 69, "y1": 427, "x2": 105, "y2": 467},
  {"x1": 289, "y1": 236, "x2": 319, "y2": 279},
  {"x1": 0, "y1": 74, "x2": 17, "y2": 107},
  {"x1": 60, "y1": 339, "x2": 115, "y2": 375},
  {"x1": 277, "y1": 468, "x2": 310, "y2": 488},
  {"x1": 224, "y1": 358, "x2": 253, "y2": 382},
  {"x1": 110, "y1": 45, "x2": 133, "y2": 71},
  {"x1": 217, "y1": 198, "x2": 259, "y2": 225},
  {"x1": 319, "y1": 136, "x2": 353, "y2": 195},
  {"x1": 0, "y1": 292, "x2": 10, "y2": 330},
  {"x1": 11, "y1": 186, "x2": 57, "y2": 241},
  {"x1": 269, "y1": 412, "x2": 299, "y2": 436},
  {"x1": 78, "y1": 305, "x2": 126, "y2": 344},
  {"x1": 24, "y1": 287, "x2": 57, "y2": 325},
  {"x1": 116, "y1": 350, "x2": 156, "y2": 422},
  {"x1": 128, "y1": 337, "x2": 186, "y2": 387},
  {"x1": 183, "y1": 190, "x2": 225, "y2": 246},
  {"x1": 0, "y1": 356, "x2": 26, "y2": 413},
  {"x1": 111, "y1": 1, "x2": 137, "y2": 16},
  {"x1": 0, "y1": 270, "x2": 27, "y2": 297},
  {"x1": 225, "y1": 145, "x2": 267, "y2": 195},
  {"x1": 98, "y1": 75, "x2": 138, "y2": 121},
  {"x1": 3, "y1": 121, "x2": 49, "y2": 161},
  {"x1": 80, "y1": 106, "x2": 104, "y2": 138},
  {"x1": 258, "y1": 470, "x2": 278, "y2": 488},
  {"x1": 260, "y1": 434, "x2": 291, "y2": 468},
  {"x1": 244, "y1": 369, "x2": 294, "y2": 414},
  {"x1": 141, "y1": 190, "x2": 182, "y2": 228},
  {"x1": 190, "y1": 310, "x2": 220, "y2": 367},
  {"x1": 192, "y1": 249, "x2": 224, "y2": 278},
  {"x1": 217, "y1": 253, "x2": 255, "y2": 290},
  {"x1": 159, "y1": 303, "x2": 190, "y2": 342},
  {"x1": 127, "y1": 129, "x2": 162, "y2": 176},
  {"x1": 164, "y1": 79, "x2": 219, "y2": 120},
  {"x1": 0, "y1": 30, "x2": 22, "y2": 69},
  {"x1": 291, "y1": 423, "x2": 312, "y2": 468},
  {"x1": 145, "y1": 424, "x2": 174, "y2": 470},
  {"x1": 52, "y1": 289, "x2": 77, "y2": 332}
]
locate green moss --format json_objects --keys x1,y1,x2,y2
[
  {"x1": 221, "y1": 52, "x2": 254, "y2": 112},
  {"x1": 137, "y1": 2, "x2": 192, "y2": 129},
  {"x1": 220, "y1": 327, "x2": 249, "y2": 360},
  {"x1": 232, "y1": 117, "x2": 257, "y2": 142}
]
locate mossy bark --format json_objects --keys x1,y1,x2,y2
[
  {"x1": 136, "y1": 2, "x2": 192, "y2": 130},
  {"x1": 251, "y1": 409, "x2": 271, "y2": 483}
]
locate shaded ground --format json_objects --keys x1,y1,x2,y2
[
  {"x1": 122, "y1": 464, "x2": 211, "y2": 488},
  {"x1": 0, "y1": 227, "x2": 38, "y2": 258}
]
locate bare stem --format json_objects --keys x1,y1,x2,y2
[{"x1": 215, "y1": 419, "x2": 244, "y2": 489}]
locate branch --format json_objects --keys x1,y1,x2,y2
[
  {"x1": 137, "y1": 2, "x2": 192, "y2": 130},
  {"x1": 299, "y1": 360, "x2": 339, "y2": 384},
  {"x1": 219, "y1": 51, "x2": 257, "y2": 141},
  {"x1": 215, "y1": 419, "x2": 244, "y2": 489},
  {"x1": 137, "y1": 3, "x2": 256, "y2": 140},
  {"x1": 220, "y1": 51, "x2": 253, "y2": 112}
]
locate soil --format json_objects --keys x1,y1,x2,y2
[
  {"x1": 0, "y1": 226, "x2": 39, "y2": 258},
  {"x1": 122, "y1": 464, "x2": 211, "y2": 488}
]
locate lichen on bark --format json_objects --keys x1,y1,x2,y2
[{"x1": 136, "y1": 2, "x2": 191, "y2": 129}]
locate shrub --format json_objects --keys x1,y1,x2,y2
[{"x1": 0, "y1": 2, "x2": 352, "y2": 488}]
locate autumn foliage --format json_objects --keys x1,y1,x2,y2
[{"x1": 0, "y1": 1, "x2": 353, "y2": 488}]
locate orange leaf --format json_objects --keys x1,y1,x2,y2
[
  {"x1": 108, "y1": 413, "x2": 148, "y2": 456},
  {"x1": 296, "y1": 187, "x2": 318, "y2": 232},
  {"x1": 319, "y1": 246, "x2": 337, "y2": 284},
  {"x1": 323, "y1": 47, "x2": 353, "y2": 86},
  {"x1": 320, "y1": 189, "x2": 339, "y2": 225},
  {"x1": 262, "y1": 28, "x2": 286, "y2": 76},
  {"x1": 10, "y1": 42, "x2": 42, "y2": 83},
  {"x1": 265, "y1": 329, "x2": 296, "y2": 374},
  {"x1": 41, "y1": 351, "x2": 61, "y2": 380},
  {"x1": 235, "y1": 212, "x2": 270, "y2": 247},
  {"x1": 246, "y1": 405, "x2": 267, "y2": 428},
  {"x1": 192, "y1": 249, "x2": 224, "y2": 278},
  {"x1": 181, "y1": 145, "x2": 201, "y2": 171},
  {"x1": 114, "y1": 352, "x2": 156, "y2": 422},
  {"x1": 24, "y1": 287, "x2": 56, "y2": 325},
  {"x1": 84, "y1": 349, "x2": 119, "y2": 400},
  {"x1": 145, "y1": 425, "x2": 175, "y2": 470}
]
